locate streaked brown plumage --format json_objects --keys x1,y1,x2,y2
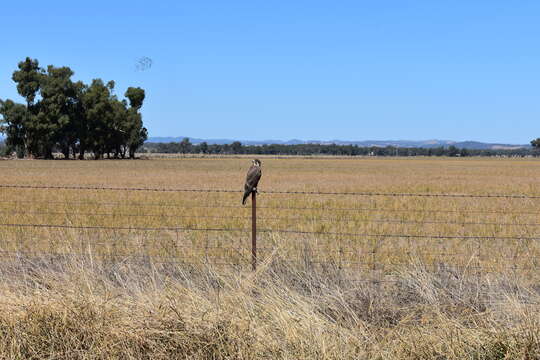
[{"x1": 242, "y1": 159, "x2": 262, "y2": 205}]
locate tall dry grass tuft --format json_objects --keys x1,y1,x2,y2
[{"x1": 0, "y1": 251, "x2": 538, "y2": 359}]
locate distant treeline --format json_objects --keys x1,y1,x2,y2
[
  {"x1": 0, "y1": 58, "x2": 147, "y2": 159},
  {"x1": 143, "y1": 139, "x2": 537, "y2": 157}
]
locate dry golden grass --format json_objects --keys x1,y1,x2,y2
[
  {"x1": 0, "y1": 156, "x2": 539, "y2": 358},
  {"x1": 0, "y1": 157, "x2": 540, "y2": 271}
]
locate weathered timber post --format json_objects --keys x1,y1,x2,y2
[{"x1": 251, "y1": 191, "x2": 257, "y2": 271}]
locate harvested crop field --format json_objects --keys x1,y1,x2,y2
[{"x1": 0, "y1": 156, "x2": 539, "y2": 359}]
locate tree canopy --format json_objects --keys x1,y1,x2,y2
[
  {"x1": 144, "y1": 141, "x2": 535, "y2": 158},
  {"x1": 0, "y1": 57, "x2": 147, "y2": 159}
]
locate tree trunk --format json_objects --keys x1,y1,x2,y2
[
  {"x1": 44, "y1": 148, "x2": 53, "y2": 160},
  {"x1": 62, "y1": 145, "x2": 70, "y2": 159}
]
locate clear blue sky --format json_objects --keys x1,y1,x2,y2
[{"x1": 1, "y1": 1, "x2": 539, "y2": 143}]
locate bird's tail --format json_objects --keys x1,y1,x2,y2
[{"x1": 242, "y1": 189, "x2": 251, "y2": 205}]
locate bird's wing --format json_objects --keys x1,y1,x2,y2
[{"x1": 245, "y1": 165, "x2": 262, "y2": 189}]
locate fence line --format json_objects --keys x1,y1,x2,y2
[
  {"x1": 0, "y1": 223, "x2": 248, "y2": 233},
  {"x1": 0, "y1": 246, "x2": 477, "y2": 258},
  {"x1": 0, "y1": 222, "x2": 538, "y2": 241},
  {"x1": 1, "y1": 185, "x2": 539, "y2": 272},
  {"x1": 1, "y1": 184, "x2": 539, "y2": 199},
  {"x1": 1, "y1": 199, "x2": 540, "y2": 216},
  {"x1": 0, "y1": 250, "x2": 536, "y2": 274},
  {"x1": 2, "y1": 210, "x2": 540, "y2": 227},
  {"x1": 0, "y1": 184, "x2": 238, "y2": 193}
]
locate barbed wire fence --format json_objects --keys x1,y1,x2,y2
[{"x1": 0, "y1": 184, "x2": 539, "y2": 279}]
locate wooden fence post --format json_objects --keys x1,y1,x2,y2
[{"x1": 251, "y1": 191, "x2": 257, "y2": 271}]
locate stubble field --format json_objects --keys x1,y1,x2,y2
[{"x1": 0, "y1": 156, "x2": 539, "y2": 359}]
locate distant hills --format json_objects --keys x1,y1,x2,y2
[{"x1": 146, "y1": 137, "x2": 529, "y2": 150}]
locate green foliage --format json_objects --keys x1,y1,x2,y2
[
  {"x1": 2, "y1": 58, "x2": 148, "y2": 159},
  {"x1": 124, "y1": 89, "x2": 147, "y2": 158},
  {"x1": 0, "y1": 99, "x2": 28, "y2": 157},
  {"x1": 179, "y1": 138, "x2": 192, "y2": 154},
  {"x1": 199, "y1": 141, "x2": 209, "y2": 154},
  {"x1": 11, "y1": 57, "x2": 43, "y2": 106},
  {"x1": 125, "y1": 87, "x2": 145, "y2": 110},
  {"x1": 144, "y1": 142, "x2": 534, "y2": 157},
  {"x1": 82, "y1": 79, "x2": 115, "y2": 159},
  {"x1": 231, "y1": 141, "x2": 243, "y2": 154},
  {"x1": 35, "y1": 65, "x2": 78, "y2": 158},
  {"x1": 447, "y1": 145, "x2": 459, "y2": 157}
]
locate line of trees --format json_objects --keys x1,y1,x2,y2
[
  {"x1": 0, "y1": 58, "x2": 147, "y2": 159},
  {"x1": 143, "y1": 139, "x2": 537, "y2": 157}
]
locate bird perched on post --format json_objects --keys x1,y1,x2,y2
[{"x1": 242, "y1": 159, "x2": 262, "y2": 205}]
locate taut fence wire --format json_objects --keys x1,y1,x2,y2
[
  {"x1": 2, "y1": 209, "x2": 540, "y2": 227},
  {"x1": 1, "y1": 183, "x2": 540, "y2": 199},
  {"x1": 0, "y1": 184, "x2": 539, "y2": 278}
]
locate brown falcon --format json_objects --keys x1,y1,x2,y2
[{"x1": 242, "y1": 159, "x2": 262, "y2": 205}]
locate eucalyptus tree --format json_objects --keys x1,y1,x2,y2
[
  {"x1": 12, "y1": 57, "x2": 42, "y2": 108},
  {"x1": 38, "y1": 65, "x2": 79, "y2": 158},
  {"x1": 0, "y1": 99, "x2": 28, "y2": 157},
  {"x1": 81, "y1": 79, "x2": 116, "y2": 159},
  {"x1": 124, "y1": 87, "x2": 147, "y2": 158},
  {"x1": 11, "y1": 57, "x2": 43, "y2": 156},
  {"x1": 5, "y1": 58, "x2": 148, "y2": 159}
]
